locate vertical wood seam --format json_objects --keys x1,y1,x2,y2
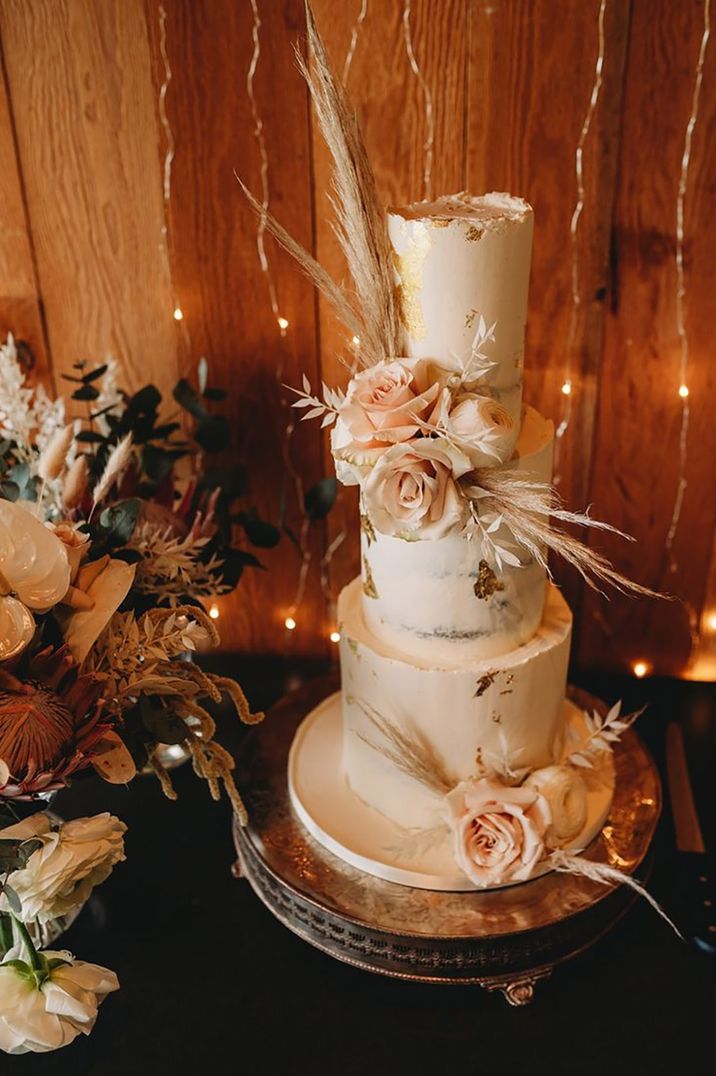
[{"x1": 0, "y1": 28, "x2": 54, "y2": 391}]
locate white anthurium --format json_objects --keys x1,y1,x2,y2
[
  {"x1": 0, "y1": 943, "x2": 118, "y2": 1055},
  {"x1": 0, "y1": 500, "x2": 71, "y2": 661}
]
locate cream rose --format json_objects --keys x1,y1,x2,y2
[
  {"x1": 447, "y1": 394, "x2": 517, "y2": 468},
  {"x1": 0, "y1": 948, "x2": 118, "y2": 1054},
  {"x1": 45, "y1": 522, "x2": 90, "y2": 583},
  {"x1": 444, "y1": 777, "x2": 551, "y2": 887},
  {"x1": 524, "y1": 765, "x2": 588, "y2": 846},
  {"x1": 339, "y1": 358, "x2": 441, "y2": 447},
  {"x1": 0, "y1": 812, "x2": 126, "y2": 924},
  {"x1": 362, "y1": 438, "x2": 470, "y2": 540}
]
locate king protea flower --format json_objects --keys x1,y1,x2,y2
[{"x1": 0, "y1": 645, "x2": 123, "y2": 800}]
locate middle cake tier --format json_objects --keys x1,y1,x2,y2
[
  {"x1": 338, "y1": 576, "x2": 573, "y2": 832},
  {"x1": 360, "y1": 405, "x2": 554, "y2": 666}
]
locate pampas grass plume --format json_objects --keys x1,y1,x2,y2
[
  {"x1": 62, "y1": 454, "x2": 89, "y2": 510},
  {"x1": 92, "y1": 434, "x2": 133, "y2": 509}
]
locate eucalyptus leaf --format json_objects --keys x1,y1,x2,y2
[
  {"x1": 99, "y1": 499, "x2": 140, "y2": 546},
  {"x1": 173, "y1": 378, "x2": 206, "y2": 420},
  {"x1": 304, "y1": 477, "x2": 337, "y2": 520},
  {"x1": 72, "y1": 383, "x2": 100, "y2": 402},
  {"x1": 2, "y1": 884, "x2": 21, "y2": 915}
]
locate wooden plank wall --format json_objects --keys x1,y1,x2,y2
[{"x1": 0, "y1": 0, "x2": 714, "y2": 677}]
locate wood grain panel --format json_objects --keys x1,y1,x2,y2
[
  {"x1": 0, "y1": 39, "x2": 51, "y2": 382},
  {"x1": 311, "y1": 0, "x2": 468, "y2": 608},
  {"x1": 0, "y1": 0, "x2": 178, "y2": 398},
  {"x1": 145, "y1": 0, "x2": 328, "y2": 656},
  {"x1": 465, "y1": 0, "x2": 631, "y2": 633},
  {"x1": 579, "y1": 0, "x2": 716, "y2": 675}
]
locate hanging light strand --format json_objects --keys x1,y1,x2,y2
[
  {"x1": 402, "y1": 0, "x2": 434, "y2": 201},
  {"x1": 247, "y1": 0, "x2": 312, "y2": 633},
  {"x1": 157, "y1": 4, "x2": 191, "y2": 353},
  {"x1": 665, "y1": 0, "x2": 711, "y2": 559},
  {"x1": 553, "y1": 0, "x2": 607, "y2": 485},
  {"x1": 342, "y1": 0, "x2": 368, "y2": 84}
]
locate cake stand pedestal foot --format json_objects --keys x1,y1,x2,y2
[
  {"x1": 233, "y1": 675, "x2": 661, "y2": 991},
  {"x1": 485, "y1": 971, "x2": 551, "y2": 1006}
]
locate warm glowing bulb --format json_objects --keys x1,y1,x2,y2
[
  {"x1": 706, "y1": 612, "x2": 716, "y2": 632},
  {"x1": 330, "y1": 630, "x2": 341, "y2": 643},
  {"x1": 632, "y1": 660, "x2": 650, "y2": 679},
  {"x1": 561, "y1": 381, "x2": 572, "y2": 396},
  {"x1": 173, "y1": 307, "x2": 184, "y2": 321},
  {"x1": 352, "y1": 335, "x2": 360, "y2": 347},
  {"x1": 285, "y1": 616, "x2": 297, "y2": 630},
  {"x1": 278, "y1": 316, "x2": 289, "y2": 334},
  {"x1": 209, "y1": 604, "x2": 220, "y2": 620},
  {"x1": 678, "y1": 383, "x2": 689, "y2": 398}
]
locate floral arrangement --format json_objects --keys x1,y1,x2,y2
[{"x1": 0, "y1": 334, "x2": 277, "y2": 1053}]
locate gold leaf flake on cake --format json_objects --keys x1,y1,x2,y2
[
  {"x1": 392, "y1": 223, "x2": 431, "y2": 341},
  {"x1": 362, "y1": 555, "x2": 379, "y2": 599},
  {"x1": 360, "y1": 512, "x2": 376, "y2": 546},
  {"x1": 465, "y1": 224, "x2": 483, "y2": 242},
  {"x1": 473, "y1": 560, "x2": 504, "y2": 600},
  {"x1": 474, "y1": 670, "x2": 498, "y2": 697},
  {"x1": 430, "y1": 218, "x2": 451, "y2": 228},
  {"x1": 464, "y1": 308, "x2": 479, "y2": 329}
]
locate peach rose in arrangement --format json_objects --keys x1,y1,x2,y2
[
  {"x1": 444, "y1": 778, "x2": 551, "y2": 887},
  {"x1": 447, "y1": 394, "x2": 517, "y2": 469},
  {"x1": 362, "y1": 438, "x2": 470, "y2": 540},
  {"x1": 339, "y1": 358, "x2": 441, "y2": 445}
]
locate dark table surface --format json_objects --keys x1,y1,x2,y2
[{"x1": 9, "y1": 658, "x2": 716, "y2": 1076}]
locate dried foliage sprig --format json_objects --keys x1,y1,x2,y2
[
  {"x1": 567, "y1": 701, "x2": 645, "y2": 769},
  {"x1": 290, "y1": 375, "x2": 344, "y2": 428}
]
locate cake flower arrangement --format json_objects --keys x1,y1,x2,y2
[
  {"x1": 0, "y1": 336, "x2": 269, "y2": 1053},
  {"x1": 242, "y1": 5, "x2": 676, "y2": 918}
]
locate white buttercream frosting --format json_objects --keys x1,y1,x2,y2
[
  {"x1": 339, "y1": 578, "x2": 572, "y2": 831},
  {"x1": 360, "y1": 406, "x2": 554, "y2": 665},
  {"x1": 387, "y1": 191, "x2": 534, "y2": 429}
]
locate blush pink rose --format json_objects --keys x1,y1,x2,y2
[
  {"x1": 339, "y1": 359, "x2": 440, "y2": 448},
  {"x1": 362, "y1": 438, "x2": 470, "y2": 540},
  {"x1": 444, "y1": 778, "x2": 551, "y2": 887}
]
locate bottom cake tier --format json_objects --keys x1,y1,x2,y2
[{"x1": 288, "y1": 692, "x2": 615, "y2": 891}]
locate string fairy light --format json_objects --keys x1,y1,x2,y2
[
  {"x1": 342, "y1": 0, "x2": 368, "y2": 84},
  {"x1": 631, "y1": 660, "x2": 651, "y2": 680},
  {"x1": 664, "y1": 0, "x2": 711, "y2": 562},
  {"x1": 157, "y1": 4, "x2": 191, "y2": 354},
  {"x1": 246, "y1": 0, "x2": 314, "y2": 636},
  {"x1": 553, "y1": 0, "x2": 607, "y2": 487},
  {"x1": 402, "y1": 0, "x2": 434, "y2": 201}
]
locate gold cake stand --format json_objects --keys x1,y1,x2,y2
[{"x1": 232, "y1": 676, "x2": 661, "y2": 1005}]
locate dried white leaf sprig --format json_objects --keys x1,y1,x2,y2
[
  {"x1": 290, "y1": 375, "x2": 345, "y2": 428},
  {"x1": 566, "y1": 701, "x2": 645, "y2": 769},
  {"x1": 91, "y1": 434, "x2": 133, "y2": 513}
]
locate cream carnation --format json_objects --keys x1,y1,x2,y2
[
  {"x1": 447, "y1": 394, "x2": 517, "y2": 468},
  {"x1": 0, "y1": 812, "x2": 126, "y2": 924},
  {"x1": 444, "y1": 777, "x2": 551, "y2": 887},
  {"x1": 362, "y1": 438, "x2": 470, "y2": 540},
  {"x1": 0, "y1": 948, "x2": 118, "y2": 1054}
]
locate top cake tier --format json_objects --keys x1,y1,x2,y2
[{"x1": 387, "y1": 192, "x2": 534, "y2": 430}]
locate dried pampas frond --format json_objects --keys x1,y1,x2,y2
[
  {"x1": 237, "y1": 1, "x2": 399, "y2": 366},
  {"x1": 92, "y1": 433, "x2": 133, "y2": 510},
  {"x1": 550, "y1": 850, "x2": 681, "y2": 935},
  {"x1": 355, "y1": 698, "x2": 454, "y2": 796},
  {"x1": 298, "y1": 2, "x2": 400, "y2": 363},
  {"x1": 468, "y1": 469, "x2": 667, "y2": 600}
]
